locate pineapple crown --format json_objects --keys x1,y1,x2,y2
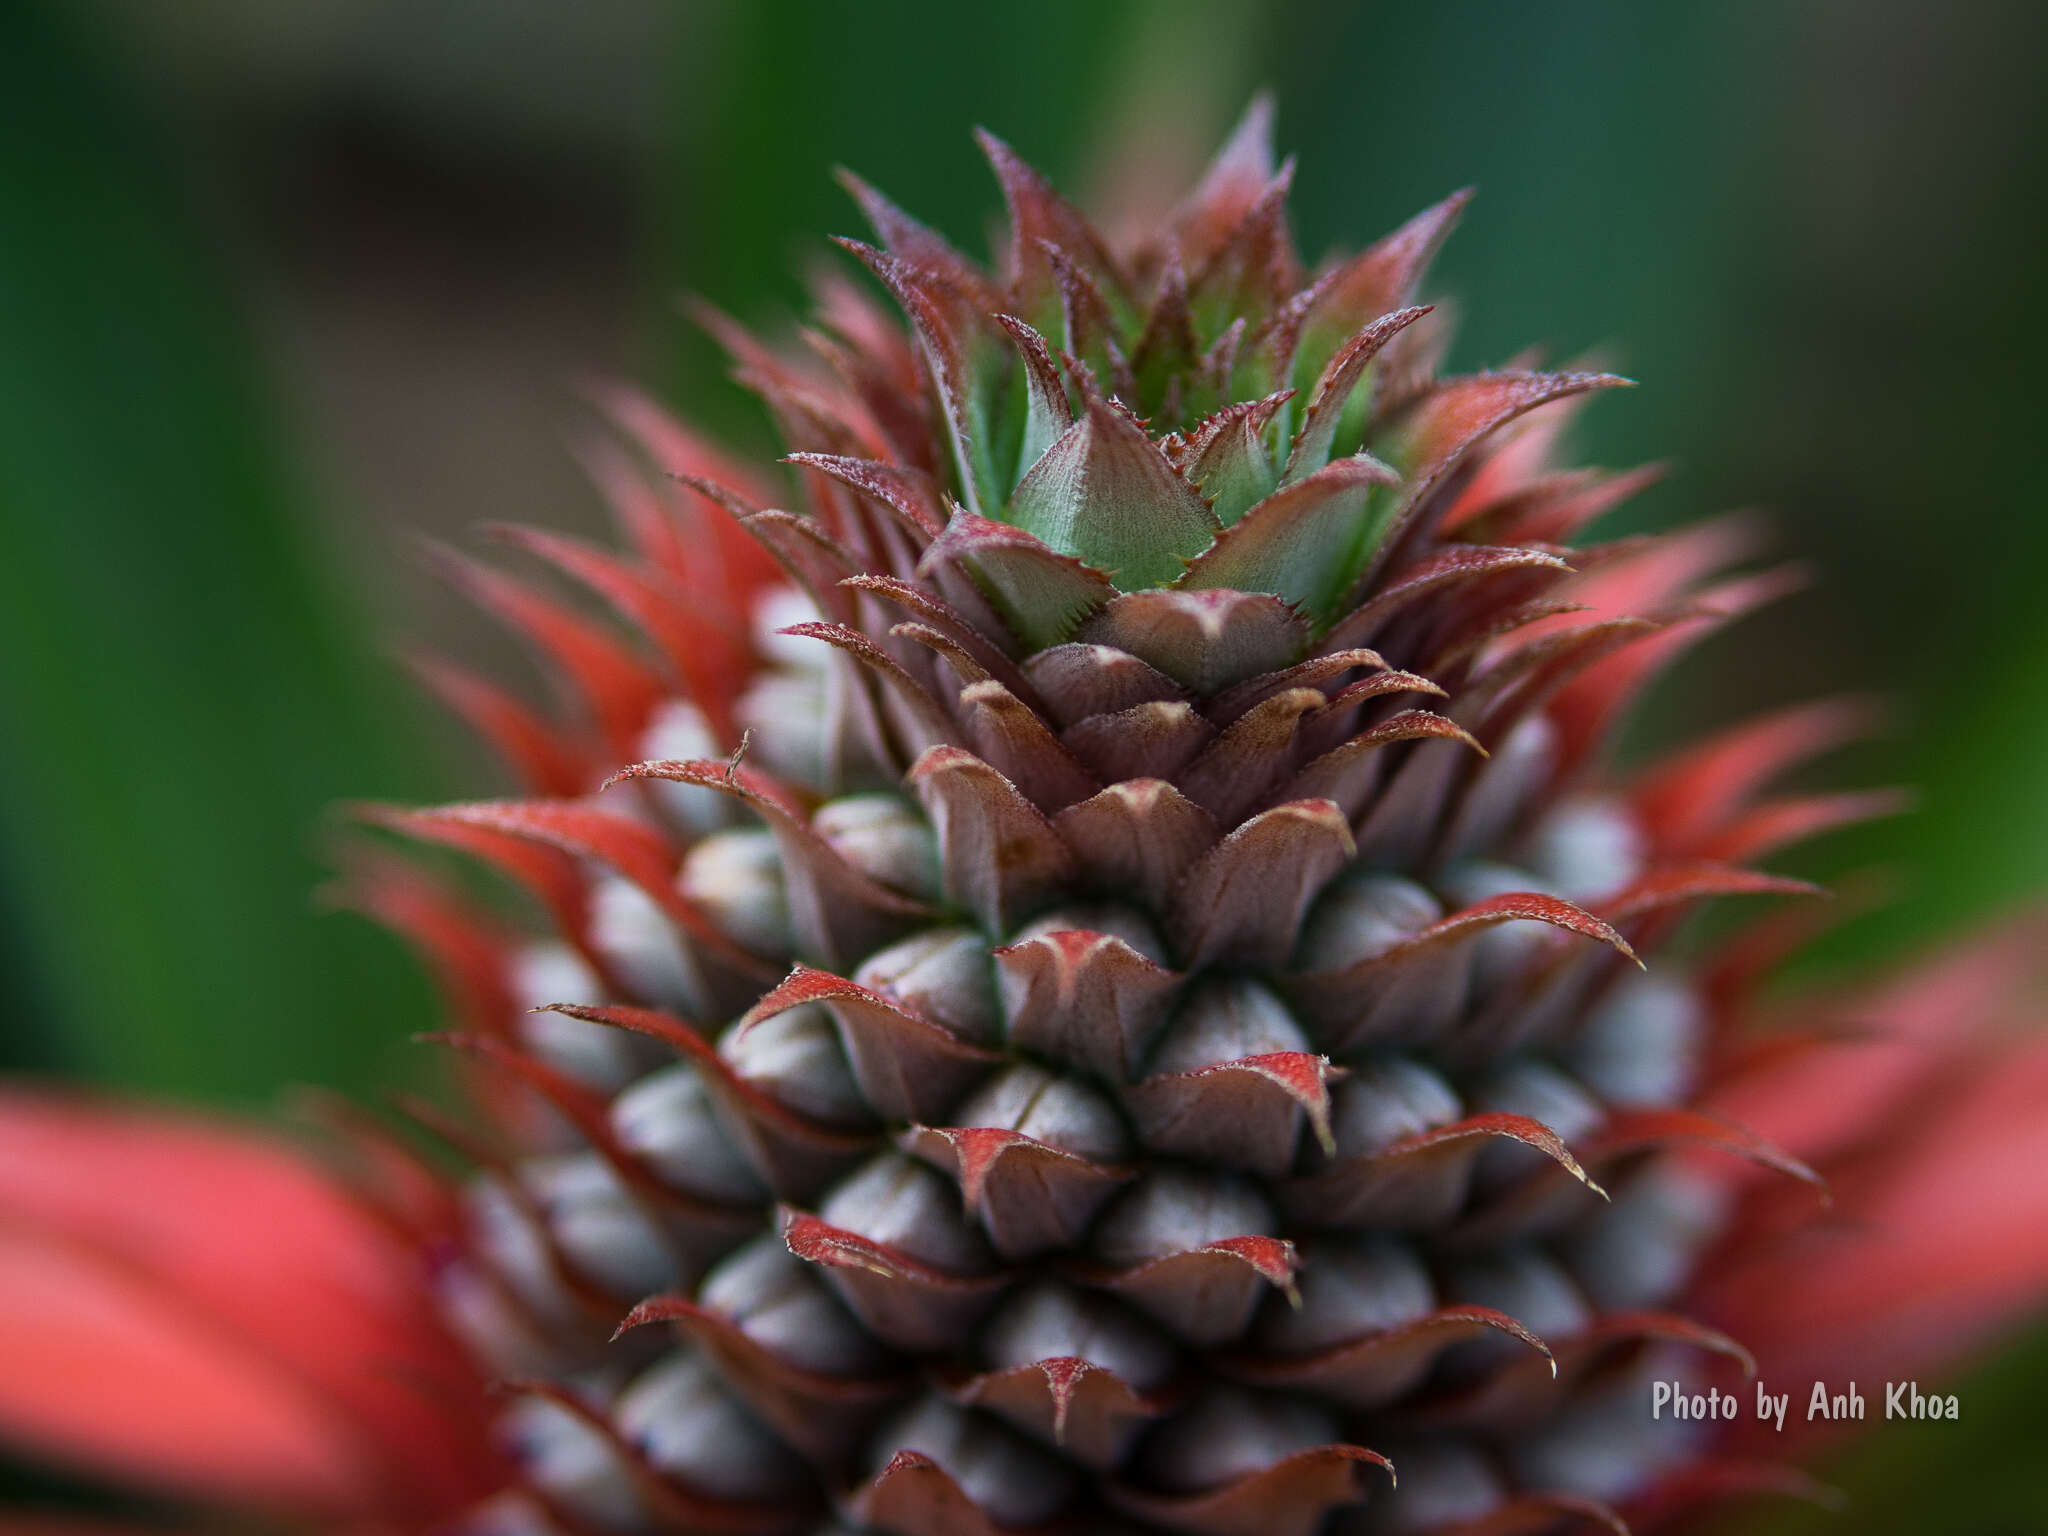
[
  {"x1": 823, "y1": 107, "x2": 1620, "y2": 627},
  {"x1": 340, "y1": 95, "x2": 1887, "y2": 1536}
]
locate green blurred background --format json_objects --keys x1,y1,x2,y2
[{"x1": 2, "y1": 0, "x2": 2044, "y2": 1528}]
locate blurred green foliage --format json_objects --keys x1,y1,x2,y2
[
  {"x1": 1, "y1": 0, "x2": 2044, "y2": 1529},
  {"x1": 660, "y1": 0, "x2": 1262, "y2": 440},
  {"x1": 0, "y1": 1, "x2": 436, "y2": 1101}
]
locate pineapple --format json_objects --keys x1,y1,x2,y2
[{"x1": 356, "y1": 97, "x2": 1866, "y2": 1535}]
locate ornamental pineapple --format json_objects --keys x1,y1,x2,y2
[{"x1": 351, "y1": 97, "x2": 1877, "y2": 1536}]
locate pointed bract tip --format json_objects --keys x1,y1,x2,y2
[{"x1": 611, "y1": 1294, "x2": 691, "y2": 1341}]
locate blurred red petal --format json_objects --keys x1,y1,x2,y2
[
  {"x1": 1700, "y1": 913, "x2": 2048, "y2": 1438},
  {"x1": 0, "y1": 1093, "x2": 497, "y2": 1520},
  {"x1": 1705, "y1": 1040, "x2": 2048, "y2": 1393},
  {"x1": 1710, "y1": 910, "x2": 2048, "y2": 1162},
  {"x1": 0, "y1": 1222, "x2": 368, "y2": 1510}
]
